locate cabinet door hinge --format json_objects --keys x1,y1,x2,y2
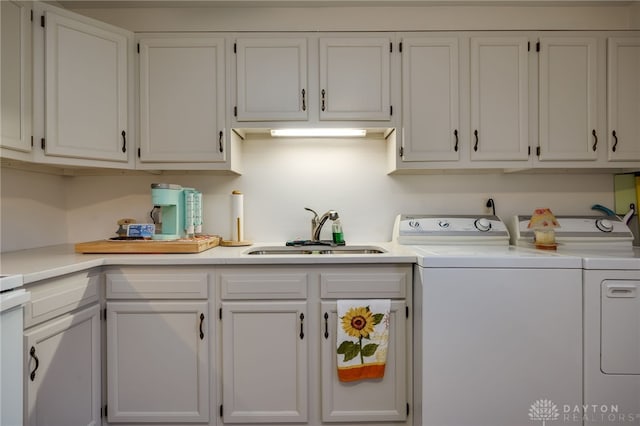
[
  {"x1": 399, "y1": 146, "x2": 404, "y2": 158},
  {"x1": 137, "y1": 43, "x2": 140, "y2": 54},
  {"x1": 405, "y1": 306, "x2": 409, "y2": 318},
  {"x1": 536, "y1": 41, "x2": 540, "y2": 52},
  {"x1": 536, "y1": 146, "x2": 541, "y2": 156},
  {"x1": 407, "y1": 403, "x2": 410, "y2": 416},
  {"x1": 40, "y1": 15, "x2": 45, "y2": 28},
  {"x1": 219, "y1": 307, "x2": 222, "y2": 320},
  {"x1": 399, "y1": 42, "x2": 403, "y2": 53},
  {"x1": 233, "y1": 106, "x2": 237, "y2": 117},
  {"x1": 219, "y1": 404, "x2": 223, "y2": 417},
  {"x1": 40, "y1": 138, "x2": 45, "y2": 150}
]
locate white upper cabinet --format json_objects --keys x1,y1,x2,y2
[
  {"x1": 470, "y1": 36, "x2": 530, "y2": 161},
  {"x1": 138, "y1": 35, "x2": 227, "y2": 165},
  {"x1": 607, "y1": 37, "x2": 640, "y2": 162},
  {"x1": 235, "y1": 37, "x2": 308, "y2": 121},
  {"x1": 38, "y1": 7, "x2": 131, "y2": 164},
  {"x1": 400, "y1": 36, "x2": 460, "y2": 162},
  {"x1": 1, "y1": 0, "x2": 32, "y2": 156},
  {"x1": 537, "y1": 36, "x2": 601, "y2": 162},
  {"x1": 320, "y1": 36, "x2": 392, "y2": 121}
]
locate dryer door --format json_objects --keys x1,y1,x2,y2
[{"x1": 601, "y1": 280, "x2": 640, "y2": 374}]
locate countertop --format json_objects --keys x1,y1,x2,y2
[{"x1": 0, "y1": 242, "x2": 418, "y2": 285}]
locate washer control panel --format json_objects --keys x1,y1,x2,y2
[
  {"x1": 513, "y1": 215, "x2": 634, "y2": 248},
  {"x1": 394, "y1": 214, "x2": 510, "y2": 245}
]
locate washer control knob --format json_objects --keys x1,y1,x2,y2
[
  {"x1": 408, "y1": 220, "x2": 421, "y2": 229},
  {"x1": 475, "y1": 218, "x2": 492, "y2": 232},
  {"x1": 596, "y1": 218, "x2": 614, "y2": 233},
  {"x1": 438, "y1": 220, "x2": 450, "y2": 229}
]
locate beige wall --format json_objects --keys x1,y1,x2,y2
[{"x1": 70, "y1": 4, "x2": 637, "y2": 31}]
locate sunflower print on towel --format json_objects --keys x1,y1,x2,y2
[{"x1": 336, "y1": 300, "x2": 390, "y2": 382}]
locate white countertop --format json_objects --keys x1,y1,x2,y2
[{"x1": 0, "y1": 242, "x2": 418, "y2": 284}]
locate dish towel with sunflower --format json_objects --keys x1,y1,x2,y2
[{"x1": 336, "y1": 299, "x2": 390, "y2": 382}]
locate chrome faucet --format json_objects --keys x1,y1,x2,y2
[{"x1": 304, "y1": 207, "x2": 339, "y2": 241}]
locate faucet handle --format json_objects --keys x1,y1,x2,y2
[{"x1": 304, "y1": 207, "x2": 319, "y2": 223}]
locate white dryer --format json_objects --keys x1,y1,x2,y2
[
  {"x1": 394, "y1": 215, "x2": 583, "y2": 426},
  {"x1": 514, "y1": 215, "x2": 640, "y2": 425}
]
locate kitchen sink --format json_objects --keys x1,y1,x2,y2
[{"x1": 245, "y1": 245, "x2": 386, "y2": 255}]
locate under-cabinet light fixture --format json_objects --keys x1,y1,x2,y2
[{"x1": 270, "y1": 128, "x2": 367, "y2": 138}]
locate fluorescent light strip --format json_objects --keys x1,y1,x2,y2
[{"x1": 270, "y1": 128, "x2": 367, "y2": 138}]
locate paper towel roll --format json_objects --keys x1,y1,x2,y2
[{"x1": 231, "y1": 190, "x2": 243, "y2": 242}]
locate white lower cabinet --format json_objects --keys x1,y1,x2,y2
[
  {"x1": 320, "y1": 301, "x2": 407, "y2": 423},
  {"x1": 23, "y1": 270, "x2": 102, "y2": 426},
  {"x1": 106, "y1": 301, "x2": 210, "y2": 423},
  {"x1": 105, "y1": 269, "x2": 211, "y2": 424},
  {"x1": 221, "y1": 301, "x2": 309, "y2": 423},
  {"x1": 24, "y1": 304, "x2": 101, "y2": 426},
  {"x1": 217, "y1": 265, "x2": 412, "y2": 426}
]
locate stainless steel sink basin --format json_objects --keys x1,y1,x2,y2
[{"x1": 245, "y1": 245, "x2": 386, "y2": 255}]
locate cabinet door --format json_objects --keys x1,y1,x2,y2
[
  {"x1": 139, "y1": 36, "x2": 226, "y2": 163},
  {"x1": 320, "y1": 301, "x2": 407, "y2": 423},
  {"x1": 538, "y1": 37, "x2": 599, "y2": 161},
  {"x1": 1, "y1": 0, "x2": 31, "y2": 153},
  {"x1": 319, "y1": 37, "x2": 391, "y2": 121},
  {"x1": 401, "y1": 36, "x2": 460, "y2": 162},
  {"x1": 106, "y1": 301, "x2": 209, "y2": 423},
  {"x1": 470, "y1": 36, "x2": 530, "y2": 161},
  {"x1": 236, "y1": 37, "x2": 308, "y2": 121},
  {"x1": 44, "y1": 10, "x2": 129, "y2": 162},
  {"x1": 221, "y1": 301, "x2": 308, "y2": 423},
  {"x1": 607, "y1": 37, "x2": 640, "y2": 162},
  {"x1": 24, "y1": 304, "x2": 101, "y2": 426}
]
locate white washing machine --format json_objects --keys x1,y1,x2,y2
[
  {"x1": 514, "y1": 215, "x2": 640, "y2": 425},
  {"x1": 393, "y1": 215, "x2": 583, "y2": 426}
]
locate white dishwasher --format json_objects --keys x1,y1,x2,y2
[{"x1": 393, "y1": 215, "x2": 583, "y2": 426}]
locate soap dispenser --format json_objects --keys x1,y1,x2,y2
[{"x1": 332, "y1": 218, "x2": 345, "y2": 245}]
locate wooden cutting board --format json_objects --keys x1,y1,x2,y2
[{"x1": 75, "y1": 235, "x2": 221, "y2": 254}]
